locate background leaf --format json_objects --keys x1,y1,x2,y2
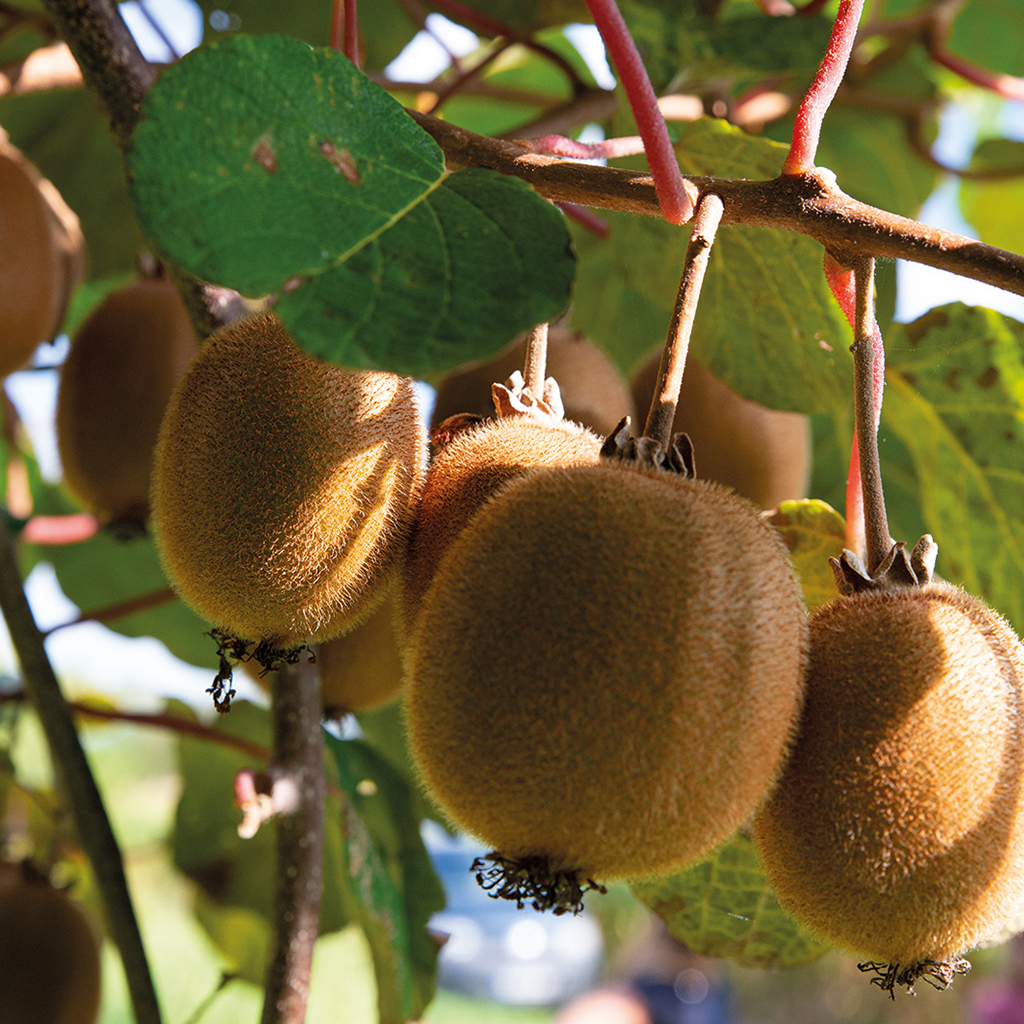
[
  {"x1": 883, "y1": 303, "x2": 1024, "y2": 632},
  {"x1": 959, "y1": 138, "x2": 1024, "y2": 252},
  {"x1": 767, "y1": 499, "x2": 846, "y2": 614},
  {"x1": 631, "y1": 831, "x2": 831, "y2": 969}
]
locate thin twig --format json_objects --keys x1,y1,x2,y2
[
  {"x1": 784, "y1": 0, "x2": 864, "y2": 173},
  {"x1": 408, "y1": 112, "x2": 1024, "y2": 297},
  {"x1": 0, "y1": 527, "x2": 163, "y2": 1024},
  {"x1": 42, "y1": 586, "x2": 176, "y2": 637},
  {"x1": 851, "y1": 257, "x2": 892, "y2": 574},
  {"x1": 260, "y1": 655, "x2": 325, "y2": 1024},
  {"x1": 643, "y1": 195, "x2": 725, "y2": 450}
]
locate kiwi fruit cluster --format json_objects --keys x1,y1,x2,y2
[
  {"x1": 151, "y1": 312, "x2": 427, "y2": 651},
  {"x1": 752, "y1": 552, "x2": 1024, "y2": 993},
  {"x1": 0, "y1": 862, "x2": 102, "y2": 1024},
  {"x1": 57, "y1": 276, "x2": 198, "y2": 528},
  {"x1": 0, "y1": 130, "x2": 84, "y2": 375}
]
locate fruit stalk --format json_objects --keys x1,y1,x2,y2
[
  {"x1": 260, "y1": 655, "x2": 325, "y2": 1024},
  {"x1": 643, "y1": 193, "x2": 725, "y2": 452},
  {"x1": 522, "y1": 321, "x2": 549, "y2": 398},
  {"x1": 0, "y1": 526, "x2": 163, "y2": 1024},
  {"x1": 851, "y1": 256, "x2": 892, "y2": 575}
]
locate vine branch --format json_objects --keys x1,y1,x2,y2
[
  {"x1": 409, "y1": 112, "x2": 1024, "y2": 297},
  {"x1": 0, "y1": 527, "x2": 163, "y2": 1024}
]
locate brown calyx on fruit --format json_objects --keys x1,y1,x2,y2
[
  {"x1": 630, "y1": 351, "x2": 811, "y2": 509},
  {"x1": 431, "y1": 327, "x2": 636, "y2": 437},
  {"x1": 56, "y1": 276, "x2": 199, "y2": 530}
]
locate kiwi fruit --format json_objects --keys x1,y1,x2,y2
[
  {"x1": 400, "y1": 411, "x2": 604, "y2": 632},
  {"x1": 0, "y1": 132, "x2": 84, "y2": 376},
  {"x1": 432, "y1": 327, "x2": 637, "y2": 437},
  {"x1": 631, "y1": 351, "x2": 811, "y2": 509},
  {"x1": 151, "y1": 312, "x2": 427, "y2": 649},
  {"x1": 405, "y1": 460, "x2": 808, "y2": 890},
  {"x1": 56, "y1": 277, "x2": 199, "y2": 527},
  {"x1": 751, "y1": 581, "x2": 1024, "y2": 989},
  {"x1": 0, "y1": 866, "x2": 102, "y2": 1024}
]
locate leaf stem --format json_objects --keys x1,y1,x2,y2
[
  {"x1": 260, "y1": 655, "x2": 325, "y2": 1024},
  {"x1": 643, "y1": 195, "x2": 724, "y2": 450},
  {"x1": 783, "y1": 0, "x2": 864, "y2": 174},
  {"x1": 584, "y1": 0, "x2": 692, "y2": 224},
  {"x1": 0, "y1": 527, "x2": 163, "y2": 1024}
]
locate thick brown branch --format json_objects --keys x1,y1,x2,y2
[{"x1": 411, "y1": 111, "x2": 1024, "y2": 297}]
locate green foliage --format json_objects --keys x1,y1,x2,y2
[
  {"x1": 960, "y1": 138, "x2": 1024, "y2": 251},
  {"x1": 632, "y1": 831, "x2": 831, "y2": 968},
  {"x1": 767, "y1": 499, "x2": 847, "y2": 613},
  {"x1": 129, "y1": 35, "x2": 575, "y2": 374}
]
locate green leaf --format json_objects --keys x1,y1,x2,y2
[
  {"x1": 949, "y1": 0, "x2": 1024, "y2": 77},
  {"x1": 767, "y1": 499, "x2": 846, "y2": 614},
  {"x1": 883, "y1": 303, "x2": 1024, "y2": 632},
  {"x1": 631, "y1": 831, "x2": 831, "y2": 968},
  {"x1": 36, "y1": 529, "x2": 219, "y2": 671},
  {"x1": 326, "y1": 736, "x2": 445, "y2": 1024},
  {"x1": 129, "y1": 35, "x2": 575, "y2": 374},
  {"x1": 571, "y1": 122, "x2": 850, "y2": 412},
  {"x1": 959, "y1": 138, "x2": 1024, "y2": 252}
]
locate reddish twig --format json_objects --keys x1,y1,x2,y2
[
  {"x1": 521, "y1": 133, "x2": 644, "y2": 159},
  {"x1": 18, "y1": 513, "x2": 101, "y2": 546},
  {"x1": 427, "y1": 38, "x2": 512, "y2": 114},
  {"x1": 330, "y1": 0, "x2": 360, "y2": 67},
  {"x1": 784, "y1": 0, "x2": 865, "y2": 174},
  {"x1": 555, "y1": 201, "x2": 609, "y2": 237},
  {"x1": 42, "y1": 586, "x2": 177, "y2": 637},
  {"x1": 930, "y1": 47, "x2": 1024, "y2": 101},
  {"x1": 584, "y1": 0, "x2": 691, "y2": 224}
]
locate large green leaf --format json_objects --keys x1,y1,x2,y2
[
  {"x1": 632, "y1": 831, "x2": 831, "y2": 968},
  {"x1": 572, "y1": 120, "x2": 850, "y2": 412},
  {"x1": 326, "y1": 736, "x2": 445, "y2": 1024},
  {"x1": 883, "y1": 303, "x2": 1024, "y2": 632},
  {"x1": 128, "y1": 34, "x2": 575, "y2": 374}
]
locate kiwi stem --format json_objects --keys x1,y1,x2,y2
[
  {"x1": 851, "y1": 256, "x2": 893, "y2": 575},
  {"x1": 643, "y1": 193, "x2": 725, "y2": 452},
  {"x1": 0, "y1": 526, "x2": 164, "y2": 1024},
  {"x1": 260, "y1": 654, "x2": 325, "y2": 1024},
  {"x1": 522, "y1": 321, "x2": 550, "y2": 398}
]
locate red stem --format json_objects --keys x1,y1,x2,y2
[
  {"x1": 584, "y1": 0, "x2": 692, "y2": 225},
  {"x1": 330, "y1": 0, "x2": 360, "y2": 67},
  {"x1": 930, "y1": 48, "x2": 1024, "y2": 101},
  {"x1": 525, "y1": 134, "x2": 645, "y2": 159},
  {"x1": 783, "y1": 0, "x2": 864, "y2": 174},
  {"x1": 556, "y1": 202, "x2": 609, "y2": 237},
  {"x1": 19, "y1": 514, "x2": 101, "y2": 546}
]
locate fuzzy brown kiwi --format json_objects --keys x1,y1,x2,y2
[
  {"x1": 151, "y1": 312, "x2": 427, "y2": 649},
  {"x1": 56, "y1": 278, "x2": 199, "y2": 527},
  {"x1": 0, "y1": 133, "x2": 83, "y2": 375},
  {"x1": 0, "y1": 867, "x2": 102, "y2": 1024},
  {"x1": 432, "y1": 327, "x2": 636, "y2": 437},
  {"x1": 400, "y1": 411, "x2": 603, "y2": 633},
  {"x1": 751, "y1": 581, "x2": 1024, "y2": 991},
  {"x1": 631, "y1": 351, "x2": 811, "y2": 509},
  {"x1": 405, "y1": 460, "x2": 808, "y2": 896}
]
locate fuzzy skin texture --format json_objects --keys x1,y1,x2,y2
[
  {"x1": 152, "y1": 313, "x2": 427, "y2": 646},
  {"x1": 0, "y1": 136, "x2": 83, "y2": 376},
  {"x1": 631, "y1": 352, "x2": 811, "y2": 510},
  {"x1": 432, "y1": 328, "x2": 637, "y2": 437},
  {"x1": 0, "y1": 875, "x2": 101, "y2": 1024},
  {"x1": 314, "y1": 586, "x2": 405, "y2": 713},
  {"x1": 752, "y1": 582, "x2": 1024, "y2": 967},
  {"x1": 400, "y1": 413, "x2": 603, "y2": 633},
  {"x1": 406, "y1": 461, "x2": 808, "y2": 880},
  {"x1": 57, "y1": 279, "x2": 199, "y2": 524}
]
